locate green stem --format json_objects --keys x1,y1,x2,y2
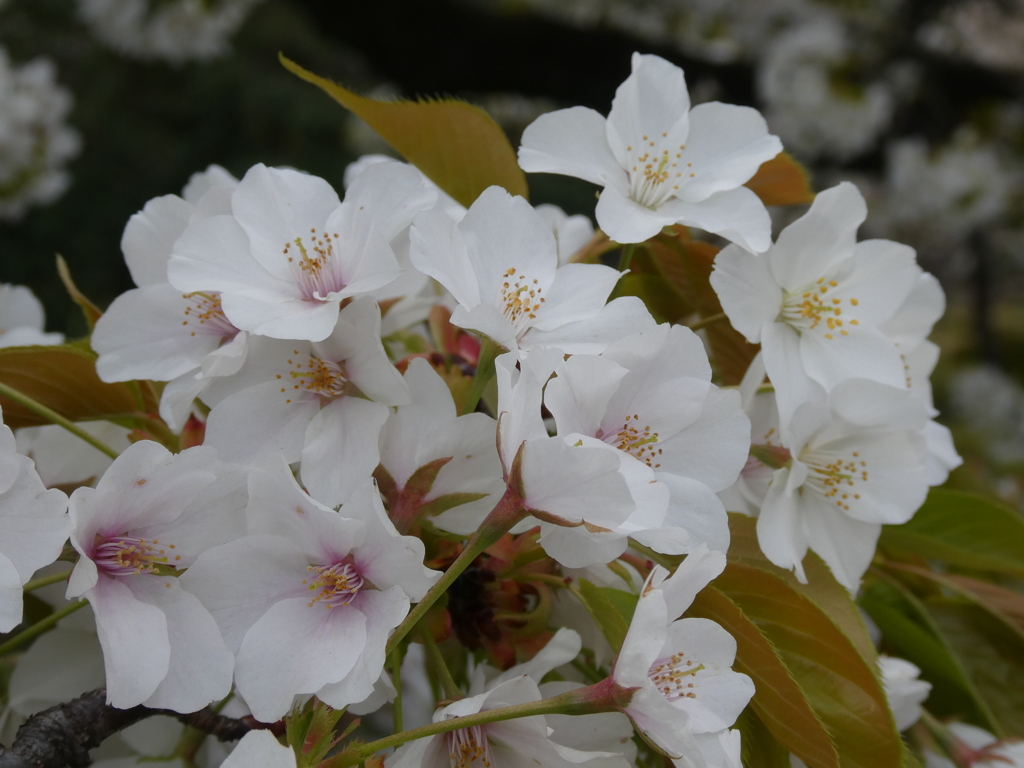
[
  {"x1": 0, "y1": 381, "x2": 120, "y2": 460},
  {"x1": 385, "y1": 487, "x2": 528, "y2": 657},
  {"x1": 391, "y1": 645, "x2": 405, "y2": 735},
  {"x1": 22, "y1": 571, "x2": 70, "y2": 592},
  {"x1": 919, "y1": 709, "x2": 966, "y2": 767},
  {"x1": 419, "y1": 624, "x2": 462, "y2": 700},
  {"x1": 333, "y1": 682, "x2": 621, "y2": 767},
  {"x1": 0, "y1": 600, "x2": 87, "y2": 657},
  {"x1": 619, "y1": 243, "x2": 637, "y2": 271},
  {"x1": 462, "y1": 338, "x2": 500, "y2": 415},
  {"x1": 688, "y1": 311, "x2": 727, "y2": 332}
]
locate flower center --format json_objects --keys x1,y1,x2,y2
[
  {"x1": 94, "y1": 535, "x2": 179, "y2": 577},
  {"x1": 497, "y1": 267, "x2": 545, "y2": 339},
  {"x1": 446, "y1": 725, "x2": 495, "y2": 768},
  {"x1": 800, "y1": 449, "x2": 867, "y2": 512},
  {"x1": 779, "y1": 277, "x2": 861, "y2": 339},
  {"x1": 598, "y1": 413, "x2": 662, "y2": 468},
  {"x1": 278, "y1": 352, "x2": 350, "y2": 404},
  {"x1": 625, "y1": 135, "x2": 690, "y2": 209},
  {"x1": 181, "y1": 291, "x2": 238, "y2": 340},
  {"x1": 648, "y1": 651, "x2": 705, "y2": 702},
  {"x1": 283, "y1": 228, "x2": 346, "y2": 302},
  {"x1": 303, "y1": 562, "x2": 363, "y2": 609}
]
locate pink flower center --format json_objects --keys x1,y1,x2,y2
[
  {"x1": 446, "y1": 725, "x2": 495, "y2": 768},
  {"x1": 181, "y1": 291, "x2": 239, "y2": 341},
  {"x1": 93, "y1": 535, "x2": 179, "y2": 577},
  {"x1": 597, "y1": 413, "x2": 662, "y2": 468},
  {"x1": 278, "y1": 352, "x2": 351, "y2": 405},
  {"x1": 648, "y1": 651, "x2": 704, "y2": 703},
  {"x1": 303, "y1": 562, "x2": 364, "y2": 609},
  {"x1": 283, "y1": 228, "x2": 347, "y2": 302}
]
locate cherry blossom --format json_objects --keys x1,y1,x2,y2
[
  {"x1": 518, "y1": 52, "x2": 781, "y2": 249},
  {"x1": 65, "y1": 441, "x2": 247, "y2": 711},
  {"x1": 180, "y1": 463, "x2": 439, "y2": 722},
  {"x1": 879, "y1": 655, "x2": 930, "y2": 732},
  {"x1": 220, "y1": 730, "x2": 297, "y2": 768},
  {"x1": 167, "y1": 162, "x2": 435, "y2": 342},
  {"x1": 409, "y1": 186, "x2": 653, "y2": 359},
  {"x1": 0, "y1": 284, "x2": 64, "y2": 347}
]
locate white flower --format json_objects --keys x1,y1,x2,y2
[
  {"x1": 0, "y1": 284, "x2": 64, "y2": 347},
  {"x1": 199, "y1": 296, "x2": 409, "y2": 507},
  {"x1": 76, "y1": 0, "x2": 265, "y2": 64},
  {"x1": 92, "y1": 165, "x2": 244, "y2": 430},
  {"x1": 375, "y1": 357, "x2": 504, "y2": 535},
  {"x1": 755, "y1": 379, "x2": 930, "y2": 590},
  {"x1": 682, "y1": 730, "x2": 743, "y2": 768},
  {"x1": 221, "y1": 730, "x2": 296, "y2": 768},
  {"x1": 0, "y1": 411, "x2": 70, "y2": 633},
  {"x1": 0, "y1": 49, "x2": 80, "y2": 220},
  {"x1": 16, "y1": 421, "x2": 132, "y2": 488},
  {"x1": 710, "y1": 182, "x2": 935, "y2": 425},
  {"x1": 544, "y1": 324, "x2": 750, "y2": 555},
  {"x1": 534, "y1": 204, "x2": 596, "y2": 266},
  {"x1": 167, "y1": 162, "x2": 436, "y2": 342},
  {"x1": 924, "y1": 723, "x2": 1024, "y2": 768},
  {"x1": 518, "y1": 52, "x2": 781, "y2": 249},
  {"x1": 494, "y1": 350, "x2": 644, "y2": 569},
  {"x1": 613, "y1": 547, "x2": 754, "y2": 759},
  {"x1": 65, "y1": 442, "x2": 247, "y2": 711},
  {"x1": 878, "y1": 655, "x2": 930, "y2": 732},
  {"x1": 180, "y1": 464, "x2": 440, "y2": 722},
  {"x1": 389, "y1": 628, "x2": 632, "y2": 768},
  {"x1": 410, "y1": 185, "x2": 654, "y2": 359}
]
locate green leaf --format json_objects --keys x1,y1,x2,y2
[
  {"x1": 599, "y1": 586, "x2": 638, "y2": 626},
  {"x1": 0, "y1": 344, "x2": 152, "y2": 430},
  {"x1": 735, "y1": 706, "x2": 793, "y2": 768},
  {"x1": 574, "y1": 578, "x2": 630, "y2": 652},
  {"x1": 879, "y1": 489, "x2": 1024, "y2": 578},
  {"x1": 280, "y1": 54, "x2": 528, "y2": 208},
  {"x1": 690, "y1": 583, "x2": 839, "y2": 768},
  {"x1": 56, "y1": 256, "x2": 103, "y2": 330}
]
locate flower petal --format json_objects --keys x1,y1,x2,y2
[{"x1": 519, "y1": 106, "x2": 623, "y2": 186}]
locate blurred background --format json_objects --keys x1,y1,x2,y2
[{"x1": 0, "y1": 0, "x2": 1022, "y2": 504}]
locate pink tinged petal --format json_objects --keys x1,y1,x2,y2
[
  {"x1": 518, "y1": 106, "x2": 624, "y2": 186},
  {"x1": 0, "y1": 555, "x2": 24, "y2": 633},
  {"x1": 491, "y1": 628, "x2": 582, "y2": 689},
  {"x1": 881, "y1": 271, "x2": 945, "y2": 350},
  {"x1": 799, "y1": 322, "x2": 907, "y2": 391},
  {"x1": 690, "y1": 729, "x2": 742, "y2": 768},
  {"x1": 128, "y1": 577, "x2": 233, "y2": 712},
  {"x1": 221, "y1": 293, "x2": 342, "y2": 342},
  {"x1": 203, "y1": 381, "x2": 319, "y2": 464},
  {"x1": 660, "y1": 618, "x2": 753, "y2": 733},
  {"x1": 625, "y1": 684, "x2": 702, "y2": 759},
  {"x1": 658, "y1": 474, "x2": 730, "y2": 555},
  {"x1": 121, "y1": 194, "x2": 192, "y2": 287},
  {"x1": 167, "y1": 215, "x2": 292, "y2": 300},
  {"x1": 231, "y1": 164, "x2": 342, "y2": 281},
  {"x1": 0, "y1": 423, "x2": 19, "y2": 493},
  {"x1": 388, "y1": 737, "x2": 441, "y2": 768},
  {"x1": 0, "y1": 457, "x2": 69, "y2": 582},
  {"x1": 221, "y1": 730, "x2": 297, "y2": 768},
  {"x1": 201, "y1": 330, "x2": 249, "y2": 377},
  {"x1": 709, "y1": 246, "x2": 781, "y2": 343},
  {"x1": 596, "y1": 184, "x2": 678, "y2": 244},
  {"x1": 756, "y1": 468, "x2": 810, "y2": 583},
  {"x1": 316, "y1": 587, "x2": 409, "y2": 709},
  {"x1": 761, "y1": 322, "x2": 827, "y2": 428},
  {"x1": 674, "y1": 103, "x2": 782, "y2": 203},
  {"x1": 178, "y1": 535, "x2": 311, "y2": 652},
  {"x1": 656, "y1": 387, "x2": 751, "y2": 493},
  {"x1": 524, "y1": 296, "x2": 656, "y2": 356},
  {"x1": 409, "y1": 208, "x2": 481, "y2": 308},
  {"x1": 88, "y1": 576, "x2": 171, "y2": 709},
  {"x1": 531, "y1": 263, "x2": 623, "y2": 331},
  {"x1": 301, "y1": 397, "x2": 390, "y2": 508},
  {"x1": 671, "y1": 186, "x2": 773, "y2": 254},
  {"x1": 322, "y1": 297, "x2": 409, "y2": 405},
  {"x1": 521, "y1": 438, "x2": 635, "y2": 526},
  {"x1": 235, "y1": 598, "x2": 367, "y2": 722},
  {"x1": 660, "y1": 545, "x2": 726, "y2": 619},
  {"x1": 768, "y1": 182, "x2": 867, "y2": 290},
  {"x1": 801, "y1": 499, "x2": 880, "y2": 591},
  {"x1": 93, "y1": 285, "x2": 227, "y2": 383},
  {"x1": 607, "y1": 53, "x2": 691, "y2": 171},
  {"x1": 335, "y1": 160, "x2": 437, "y2": 243},
  {"x1": 546, "y1": 355, "x2": 630, "y2": 439}
]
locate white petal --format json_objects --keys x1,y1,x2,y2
[
  {"x1": 220, "y1": 293, "x2": 341, "y2": 342},
  {"x1": 546, "y1": 354, "x2": 629, "y2": 439},
  {"x1": 595, "y1": 184, "x2": 676, "y2": 244},
  {"x1": 519, "y1": 106, "x2": 623, "y2": 186},
  {"x1": 799, "y1": 323, "x2": 907, "y2": 391},
  {"x1": 532, "y1": 263, "x2": 623, "y2": 331},
  {"x1": 221, "y1": 731, "x2": 296, "y2": 768},
  {"x1": 339, "y1": 160, "x2": 437, "y2": 242},
  {"x1": 760, "y1": 322, "x2": 827, "y2": 428},
  {"x1": 710, "y1": 246, "x2": 780, "y2": 343},
  {"x1": 671, "y1": 186, "x2": 773, "y2": 254},
  {"x1": 204, "y1": 382, "x2": 318, "y2": 464},
  {"x1": 801, "y1": 499, "x2": 880, "y2": 591},
  {"x1": 524, "y1": 296, "x2": 656, "y2": 356},
  {"x1": 409, "y1": 208, "x2": 481, "y2": 308},
  {"x1": 121, "y1": 194, "x2": 192, "y2": 287},
  {"x1": 756, "y1": 469, "x2": 809, "y2": 583}
]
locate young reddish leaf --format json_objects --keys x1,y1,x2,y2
[
  {"x1": 56, "y1": 256, "x2": 103, "y2": 330},
  {"x1": 745, "y1": 152, "x2": 815, "y2": 206},
  {"x1": 280, "y1": 54, "x2": 528, "y2": 208},
  {"x1": 690, "y1": 583, "x2": 839, "y2": 768},
  {"x1": 879, "y1": 489, "x2": 1024, "y2": 578},
  {"x1": 0, "y1": 345, "x2": 145, "y2": 429}
]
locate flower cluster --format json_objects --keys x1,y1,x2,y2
[{"x1": 0, "y1": 51, "x2": 960, "y2": 767}]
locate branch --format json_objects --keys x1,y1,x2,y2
[{"x1": 0, "y1": 688, "x2": 253, "y2": 768}]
